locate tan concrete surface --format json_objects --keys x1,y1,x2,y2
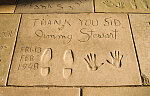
[
  {"x1": 15, "y1": 0, "x2": 94, "y2": 13},
  {"x1": 0, "y1": 14, "x2": 21, "y2": 86},
  {"x1": 83, "y1": 87, "x2": 150, "y2": 96},
  {"x1": 129, "y1": 14, "x2": 150, "y2": 85},
  {"x1": 8, "y1": 13, "x2": 141, "y2": 86},
  {"x1": 95, "y1": 0, "x2": 150, "y2": 13},
  {"x1": 0, "y1": 87, "x2": 80, "y2": 96}
]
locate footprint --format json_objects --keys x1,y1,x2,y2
[
  {"x1": 41, "y1": 67, "x2": 50, "y2": 76},
  {"x1": 63, "y1": 68, "x2": 72, "y2": 79},
  {"x1": 63, "y1": 49, "x2": 74, "y2": 66},
  {"x1": 41, "y1": 48, "x2": 52, "y2": 64},
  {"x1": 63, "y1": 49, "x2": 74, "y2": 79},
  {"x1": 40, "y1": 48, "x2": 52, "y2": 76}
]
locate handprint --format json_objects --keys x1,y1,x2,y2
[
  {"x1": 102, "y1": 0, "x2": 114, "y2": 7},
  {"x1": 130, "y1": 0, "x2": 137, "y2": 9},
  {"x1": 116, "y1": 1, "x2": 126, "y2": 8},
  {"x1": 106, "y1": 51, "x2": 123, "y2": 68},
  {"x1": 140, "y1": 0, "x2": 149, "y2": 9},
  {"x1": 84, "y1": 53, "x2": 104, "y2": 71}
]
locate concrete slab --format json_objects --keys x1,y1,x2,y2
[
  {"x1": 95, "y1": 0, "x2": 150, "y2": 13},
  {"x1": 0, "y1": 14, "x2": 21, "y2": 86},
  {"x1": 83, "y1": 87, "x2": 150, "y2": 96},
  {"x1": 8, "y1": 13, "x2": 141, "y2": 86},
  {"x1": 0, "y1": 5, "x2": 16, "y2": 13},
  {"x1": 129, "y1": 14, "x2": 150, "y2": 85},
  {"x1": 0, "y1": 0, "x2": 16, "y2": 13},
  {"x1": 0, "y1": 87, "x2": 80, "y2": 96},
  {"x1": 15, "y1": 0, "x2": 94, "y2": 13}
]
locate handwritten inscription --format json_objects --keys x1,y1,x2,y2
[
  {"x1": 33, "y1": 17, "x2": 121, "y2": 27},
  {"x1": 20, "y1": 55, "x2": 34, "y2": 62},
  {"x1": 102, "y1": 0, "x2": 149, "y2": 9},
  {"x1": 35, "y1": 30, "x2": 72, "y2": 44},
  {"x1": 32, "y1": 18, "x2": 71, "y2": 28},
  {"x1": 78, "y1": 18, "x2": 119, "y2": 42},
  {"x1": 0, "y1": 45, "x2": 8, "y2": 51},
  {"x1": 0, "y1": 45, "x2": 8, "y2": 64},
  {"x1": 102, "y1": 0, "x2": 126, "y2": 9},
  {"x1": 79, "y1": 19, "x2": 99, "y2": 26},
  {"x1": 0, "y1": 29, "x2": 16, "y2": 38},
  {"x1": 31, "y1": 17, "x2": 121, "y2": 44},
  {"x1": 19, "y1": 0, "x2": 87, "y2": 10},
  {"x1": 17, "y1": 46, "x2": 42, "y2": 71},
  {"x1": 78, "y1": 28, "x2": 118, "y2": 42},
  {"x1": 79, "y1": 17, "x2": 121, "y2": 26},
  {"x1": 16, "y1": 16, "x2": 124, "y2": 72},
  {"x1": 104, "y1": 17, "x2": 121, "y2": 26},
  {"x1": 17, "y1": 63, "x2": 39, "y2": 70},
  {"x1": 20, "y1": 46, "x2": 41, "y2": 53},
  {"x1": 0, "y1": 29, "x2": 16, "y2": 73},
  {"x1": 18, "y1": 54, "x2": 39, "y2": 71}
]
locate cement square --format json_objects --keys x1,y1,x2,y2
[
  {"x1": 0, "y1": 87, "x2": 80, "y2": 96},
  {"x1": 83, "y1": 87, "x2": 150, "y2": 96},
  {"x1": 8, "y1": 13, "x2": 141, "y2": 86},
  {"x1": 0, "y1": 5, "x2": 16, "y2": 13},
  {"x1": 95, "y1": 0, "x2": 150, "y2": 13},
  {"x1": 15, "y1": 0, "x2": 94, "y2": 13},
  {"x1": 0, "y1": 14, "x2": 21, "y2": 86},
  {"x1": 129, "y1": 14, "x2": 150, "y2": 85}
]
